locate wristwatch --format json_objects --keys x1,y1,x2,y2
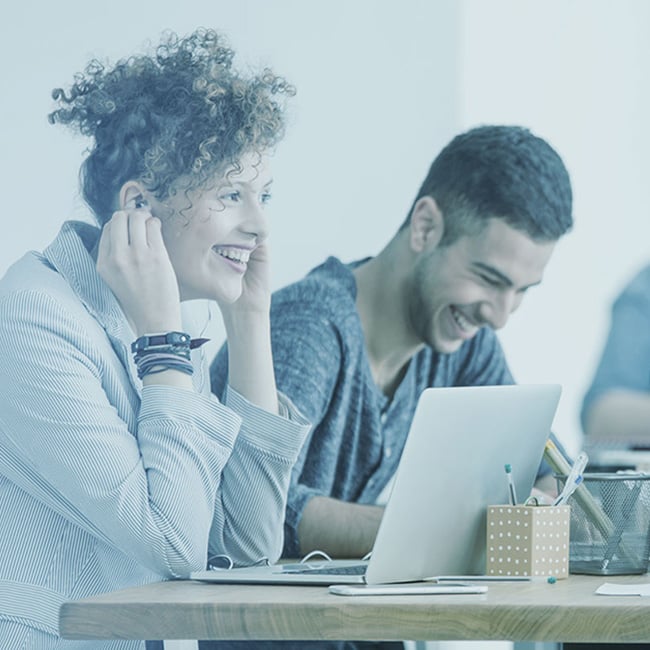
[{"x1": 131, "y1": 331, "x2": 191, "y2": 354}]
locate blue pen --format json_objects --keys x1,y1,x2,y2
[
  {"x1": 504, "y1": 464, "x2": 517, "y2": 506},
  {"x1": 553, "y1": 451, "x2": 588, "y2": 506}
]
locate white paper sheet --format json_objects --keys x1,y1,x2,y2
[{"x1": 595, "y1": 582, "x2": 650, "y2": 596}]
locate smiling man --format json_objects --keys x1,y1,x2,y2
[{"x1": 211, "y1": 125, "x2": 573, "y2": 579}]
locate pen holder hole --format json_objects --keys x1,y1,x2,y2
[{"x1": 555, "y1": 472, "x2": 650, "y2": 576}]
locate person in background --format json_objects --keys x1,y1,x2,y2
[
  {"x1": 582, "y1": 265, "x2": 650, "y2": 445},
  {"x1": 0, "y1": 28, "x2": 309, "y2": 650},
  {"x1": 569, "y1": 269, "x2": 650, "y2": 650},
  {"x1": 208, "y1": 124, "x2": 573, "y2": 650}
]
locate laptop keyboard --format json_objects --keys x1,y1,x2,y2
[{"x1": 283, "y1": 564, "x2": 367, "y2": 575}]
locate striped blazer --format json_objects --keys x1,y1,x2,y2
[{"x1": 0, "y1": 221, "x2": 310, "y2": 649}]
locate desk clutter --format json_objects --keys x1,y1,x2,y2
[
  {"x1": 486, "y1": 504, "x2": 570, "y2": 578},
  {"x1": 542, "y1": 441, "x2": 650, "y2": 576},
  {"x1": 559, "y1": 472, "x2": 650, "y2": 576}
]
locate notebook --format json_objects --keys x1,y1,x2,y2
[{"x1": 190, "y1": 383, "x2": 561, "y2": 585}]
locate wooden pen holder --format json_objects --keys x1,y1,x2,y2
[{"x1": 486, "y1": 505, "x2": 570, "y2": 579}]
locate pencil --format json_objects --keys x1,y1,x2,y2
[{"x1": 543, "y1": 440, "x2": 614, "y2": 539}]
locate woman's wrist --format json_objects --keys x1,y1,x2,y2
[
  {"x1": 131, "y1": 330, "x2": 200, "y2": 391},
  {"x1": 222, "y1": 308, "x2": 271, "y2": 340},
  {"x1": 133, "y1": 314, "x2": 183, "y2": 338},
  {"x1": 223, "y1": 312, "x2": 277, "y2": 415}
]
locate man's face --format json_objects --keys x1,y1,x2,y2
[{"x1": 407, "y1": 218, "x2": 556, "y2": 354}]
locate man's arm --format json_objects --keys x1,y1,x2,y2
[
  {"x1": 297, "y1": 496, "x2": 384, "y2": 559},
  {"x1": 585, "y1": 390, "x2": 650, "y2": 443},
  {"x1": 582, "y1": 270, "x2": 650, "y2": 444}
]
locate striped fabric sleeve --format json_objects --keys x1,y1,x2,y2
[
  {"x1": 0, "y1": 290, "x2": 244, "y2": 577},
  {"x1": 208, "y1": 385, "x2": 311, "y2": 566}
]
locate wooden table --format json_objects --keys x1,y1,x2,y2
[{"x1": 59, "y1": 574, "x2": 650, "y2": 644}]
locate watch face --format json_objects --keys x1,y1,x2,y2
[
  {"x1": 148, "y1": 334, "x2": 171, "y2": 347},
  {"x1": 131, "y1": 331, "x2": 190, "y2": 353}
]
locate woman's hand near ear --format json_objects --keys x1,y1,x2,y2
[
  {"x1": 222, "y1": 240, "x2": 272, "y2": 317},
  {"x1": 97, "y1": 207, "x2": 182, "y2": 337},
  {"x1": 219, "y1": 240, "x2": 278, "y2": 415}
]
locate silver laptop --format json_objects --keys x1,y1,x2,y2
[{"x1": 191, "y1": 384, "x2": 561, "y2": 585}]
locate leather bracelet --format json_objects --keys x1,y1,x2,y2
[
  {"x1": 131, "y1": 332, "x2": 211, "y2": 355},
  {"x1": 134, "y1": 345, "x2": 191, "y2": 361},
  {"x1": 135, "y1": 352, "x2": 194, "y2": 379}
]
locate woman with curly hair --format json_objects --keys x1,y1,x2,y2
[{"x1": 0, "y1": 28, "x2": 309, "y2": 649}]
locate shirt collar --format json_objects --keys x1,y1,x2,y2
[{"x1": 43, "y1": 220, "x2": 139, "y2": 388}]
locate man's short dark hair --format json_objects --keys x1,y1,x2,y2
[{"x1": 404, "y1": 125, "x2": 573, "y2": 245}]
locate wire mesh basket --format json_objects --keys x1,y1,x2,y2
[{"x1": 555, "y1": 472, "x2": 650, "y2": 575}]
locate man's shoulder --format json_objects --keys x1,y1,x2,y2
[
  {"x1": 620, "y1": 264, "x2": 650, "y2": 303},
  {"x1": 271, "y1": 256, "x2": 358, "y2": 317}
]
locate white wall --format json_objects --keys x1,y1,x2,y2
[
  {"x1": 3, "y1": 2, "x2": 648, "y2": 456},
  {"x1": 459, "y1": 0, "x2": 650, "y2": 454}
]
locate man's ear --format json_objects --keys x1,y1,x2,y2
[
  {"x1": 409, "y1": 196, "x2": 444, "y2": 253},
  {"x1": 119, "y1": 181, "x2": 149, "y2": 210}
]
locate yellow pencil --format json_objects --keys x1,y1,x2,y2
[{"x1": 544, "y1": 440, "x2": 614, "y2": 539}]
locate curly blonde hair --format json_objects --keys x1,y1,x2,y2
[{"x1": 49, "y1": 28, "x2": 295, "y2": 225}]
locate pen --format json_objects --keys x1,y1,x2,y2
[
  {"x1": 553, "y1": 451, "x2": 588, "y2": 506},
  {"x1": 554, "y1": 474, "x2": 583, "y2": 506},
  {"x1": 504, "y1": 463, "x2": 517, "y2": 506},
  {"x1": 437, "y1": 575, "x2": 558, "y2": 583}
]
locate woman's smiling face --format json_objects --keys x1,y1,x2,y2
[{"x1": 152, "y1": 153, "x2": 273, "y2": 304}]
